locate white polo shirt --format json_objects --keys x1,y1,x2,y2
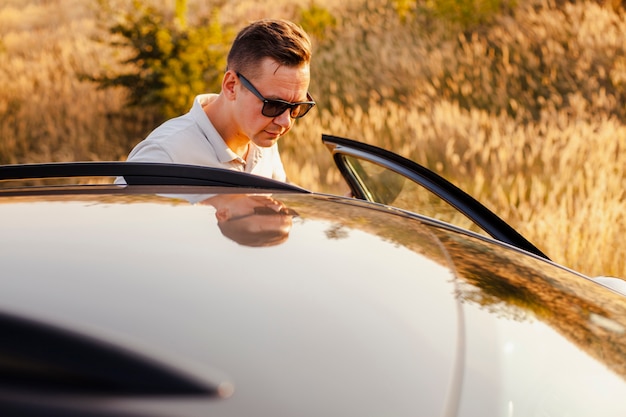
[{"x1": 124, "y1": 94, "x2": 287, "y2": 181}]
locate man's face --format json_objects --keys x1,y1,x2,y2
[
  {"x1": 215, "y1": 194, "x2": 297, "y2": 247},
  {"x1": 236, "y1": 58, "x2": 311, "y2": 148}
]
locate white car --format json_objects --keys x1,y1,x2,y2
[{"x1": 1, "y1": 135, "x2": 625, "y2": 416}]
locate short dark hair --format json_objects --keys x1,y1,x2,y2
[{"x1": 227, "y1": 19, "x2": 312, "y2": 77}]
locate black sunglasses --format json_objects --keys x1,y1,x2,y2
[
  {"x1": 236, "y1": 72, "x2": 316, "y2": 119},
  {"x1": 228, "y1": 206, "x2": 300, "y2": 222}
]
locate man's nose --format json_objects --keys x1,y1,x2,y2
[{"x1": 273, "y1": 109, "x2": 293, "y2": 128}]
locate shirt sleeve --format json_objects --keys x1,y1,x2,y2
[{"x1": 126, "y1": 142, "x2": 174, "y2": 163}]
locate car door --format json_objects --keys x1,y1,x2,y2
[{"x1": 323, "y1": 134, "x2": 549, "y2": 260}]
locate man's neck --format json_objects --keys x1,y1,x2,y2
[{"x1": 204, "y1": 94, "x2": 249, "y2": 159}]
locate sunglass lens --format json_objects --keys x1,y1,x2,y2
[
  {"x1": 252, "y1": 206, "x2": 299, "y2": 216},
  {"x1": 262, "y1": 101, "x2": 291, "y2": 118},
  {"x1": 291, "y1": 103, "x2": 313, "y2": 118},
  {"x1": 262, "y1": 101, "x2": 314, "y2": 118}
]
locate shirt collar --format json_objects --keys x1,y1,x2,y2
[{"x1": 190, "y1": 94, "x2": 243, "y2": 164}]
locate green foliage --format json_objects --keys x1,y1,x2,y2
[
  {"x1": 91, "y1": 0, "x2": 232, "y2": 119},
  {"x1": 297, "y1": 3, "x2": 337, "y2": 41},
  {"x1": 393, "y1": 0, "x2": 416, "y2": 21},
  {"x1": 175, "y1": 0, "x2": 188, "y2": 28},
  {"x1": 420, "y1": 0, "x2": 517, "y2": 28}
]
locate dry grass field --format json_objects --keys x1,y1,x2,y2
[{"x1": 2, "y1": 0, "x2": 626, "y2": 279}]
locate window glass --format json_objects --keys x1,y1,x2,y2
[{"x1": 343, "y1": 155, "x2": 487, "y2": 237}]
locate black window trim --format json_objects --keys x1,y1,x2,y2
[
  {"x1": 322, "y1": 134, "x2": 549, "y2": 260},
  {"x1": 0, "y1": 162, "x2": 309, "y2": 192}
]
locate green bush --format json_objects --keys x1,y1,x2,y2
[
  {"x1": 420, "y1": 0, "x2": 517, "y2": 28},
  {"x1": 90, "y1": 0, "x2": 232, "y2": 120},
  {"x1": 298, "y1": 3, "x2": 338, "y2": 41}
]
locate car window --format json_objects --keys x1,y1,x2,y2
[
  {"x1": 341, "y1": 155, "x2": 485, "y2": 236},
  {"x1": 324, "y1": 134, "x2": 549, "y2": 260}
]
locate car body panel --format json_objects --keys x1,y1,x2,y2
[
  {"x1": 2, "y1": 188, "x2": 626, "y2": 416},
  {"x1": 2, "y1": 192, "x2": 460, "y2": 416}
]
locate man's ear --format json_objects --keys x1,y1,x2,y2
[
  {"x1": 222, "y1": 70, "x2": 238, "y2": 100},
  {"x1": 215, "y1": 207, "x2": 231, "y2": 222}
]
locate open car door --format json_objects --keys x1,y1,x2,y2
[{"x1": 323, "y1": 134, "x2": 549, "y2": 260}]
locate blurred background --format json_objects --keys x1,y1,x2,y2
[{"x1": 2, "y1": 0, "x2": 626, "y2": 278}]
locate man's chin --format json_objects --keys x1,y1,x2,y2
[{"x1": 254, "y1": 135, "x2": 281, "y2": 147}]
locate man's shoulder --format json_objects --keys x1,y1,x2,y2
[
  {"x1": 146, "y1": 115, "x2": 199, "y2": 141},
  {"x1": 145, "y1": 94, "x2": 216, "y2": 141},
  {"x1": 127, "y1": 118, "x2": 209, "y2": 163}
]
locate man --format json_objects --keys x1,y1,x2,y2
[
  {"x1": 122, "y1": 19, "x2": 315, "y2": 182},
  {"x1": 203, "y1": 194, "x2": 298, "y2": 247}
]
